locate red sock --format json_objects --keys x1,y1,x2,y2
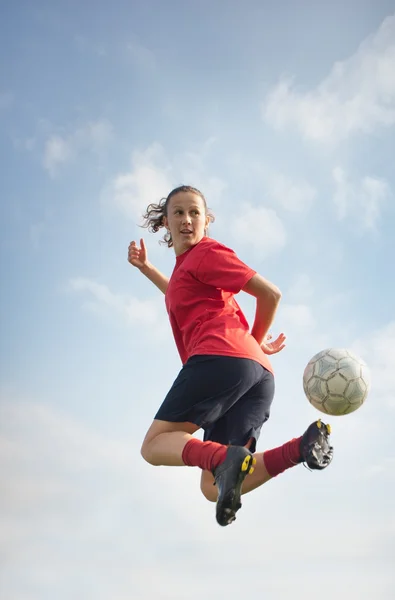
[
  {"x1": 263, "y1": 437, "x2": 302, "y2": 477},
  {"x1": 182, "y1": 438, "x2": 227, "y2": 471}
]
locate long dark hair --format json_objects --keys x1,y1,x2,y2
[{"x1": 141, "y1": 185, "x2": 215, "y2": 247}]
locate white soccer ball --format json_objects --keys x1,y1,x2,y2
[{"x1": 303, "y1": 348, "x2": 371, "y2": 416}]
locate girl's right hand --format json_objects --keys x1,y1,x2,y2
[
  {"x1": 260, "y1": 332, "x2": 286, "y2": 355},
  {"x1": 128, "y1": 238, "x2": 149, "y2": 270}
]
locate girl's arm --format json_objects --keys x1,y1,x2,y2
[
  {"x1": 139, "y1": 263, "x2": 169, "y2": 294},
  {"x1": 242, "y1": 273, "x2": 282, "y2": 346},
  {"x1": 128, "y1": 239, "x2": 169, "y2": 294}
]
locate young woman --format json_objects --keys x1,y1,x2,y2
[{"x1": 128, "y1": 185, "x2": 333, "y2": 527}]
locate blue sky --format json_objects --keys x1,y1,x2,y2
[{"x1": 1, "y1": 1, "x2": 395, "y2": 598}]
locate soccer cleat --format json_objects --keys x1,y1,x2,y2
[
  {"x1": 300, "y1": 419, "x2": 333, "y2": 470},
  {"x1": 212, "y1": 446, "x2": 256, "y2": 527}
]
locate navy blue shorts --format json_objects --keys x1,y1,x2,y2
[{"x1": 154, "y1": 355, "x2": 275, "y2": 452}]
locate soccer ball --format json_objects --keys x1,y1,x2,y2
[{"x1": 303, "y1": 348, "x2": 371, "y2": 416}]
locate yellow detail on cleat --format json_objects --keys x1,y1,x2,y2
[
  {"x1": 252, "y1": 457, "x2": 257, "y2": 466},
  {"x1": 249, "y1": 466, "x2": 255, "y2": 475},
  {"x1": 326, "y1": 424, "x2": 331, "y2": 434},
  {"x1": 317, "y1": 419, "x2": 322, "y2": 428},
  {"x1": 241, "y1": 456, "x2": 251, "y2": 472}
]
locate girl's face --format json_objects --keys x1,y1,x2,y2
[{"x1": 163, "y1": 191, "x2": 210, "y2": 255}]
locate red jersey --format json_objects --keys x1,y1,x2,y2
[{"x1": 165, "y1": 237, "x2": 273, "y2": 374}]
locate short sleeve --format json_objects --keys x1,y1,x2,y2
[{"x1": 195, "y1": 242, "x2": 256, "y2": 293}]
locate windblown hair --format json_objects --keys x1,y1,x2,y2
[{"x1": 141, "y1": 185, "x2": 215, "y2": 247}]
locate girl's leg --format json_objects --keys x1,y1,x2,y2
[
  {"x1": 200, "y1": 420, "x2": 333, "y2": 502},
  {"x1": 200, "y1": 451, "x2": 272, "y2": 501},
  {"x1": 141, "y1": 418, "x2": 232, "y2": 474},
  {"x1": 140, "y1": 419, "x2": 200, "y2": 466},
  {"x1": 141, "y1": 418, "x2": 255, "y2": 527}
]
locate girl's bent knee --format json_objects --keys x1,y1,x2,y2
[{"x1": 140, "y1": 441, "x2": 160, "y2": 466}]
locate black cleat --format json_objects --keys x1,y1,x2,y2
[
  {"x1": 212, "y1": 446, "x2": 256, "y2": 527},
  {"x1": 300, "y1": 419, "x2": 333, "y2": 470}
]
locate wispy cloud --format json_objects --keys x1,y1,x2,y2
[
  {"x1": 352, "y1": 321, "x2": 395, "y2": 409},
  {"x1": 229, "y1": 203, "x2": 286, "y2": 258},
  {"x1": 69, "y1": 277, "x2": 164, "y2": 327},
  {"x1": 332, "y1": 167, "x2": 390, "y2": 231},
  {"x1": 262, "y1": 170, "x2": 317, "y2": 213},
  {"x1": 287, "y1": 274, "x2": 315, "y2": 303},
  {"x1": 278, "y1": 302, "x2": 317, "y2": 338},
  {"x1": 43, "y1": 135, "x2": 72, "y2": 174},
  {"x1": 262, "y1": 14, "x2": 395, "y2": 144},
  {"x1": 43, "y1": 120, "x2": 113, "y2": 177},
  {"x1": 275, "y1": 283, "x2": 355, "y2": 355}
]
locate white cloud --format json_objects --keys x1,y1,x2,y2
[
  {"x1": 278, "y1": 303, "x2": 317, "y2": 338},
  {"x1": 106, "y1": 141, "x2": 227, "y2": 222},
  {"x1": 230, "y1": 203, "x2": 286, "y2": 257},
  {"x1": 0, "y1": 395, "x2": 215, "y2": 596},
  {"x1": 351, "y1": 321, "x2": 395, "y2": 409},
  {"x1": 263, "y1": 170, "x2": 317, "y2": 213},
  {"x1": 69, "y1": 277, "x2": 164, "y2": 327},
  {"x1": 262, "y1": 14, "x2": 395, "y2": 143},
  {"x1": 179, "y1": 138, "x2": 227, "y2": 207},
  {"x1": 288, "y1": 274, "x2": 314, "y2": 303},
  {"x1": 43, "y1": 120, "x2": 113, "y2": 176},
  {"x1": 333, "y1": 167, "x2": 390, "y2": 231},
  {"x1": 43, "y1": 136, "x2": 72, "y2": 174},
  {"x1": 274, "y1": 293, "x2": 354, "y2": 357},
  {"x1": 108, "y1": 143, "x2": 173, "y2": 220},
  {"x1": 1, "y1": 392, "x2": 394, "y2": 600}
]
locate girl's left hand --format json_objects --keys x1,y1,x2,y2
[{"x1": 260, "y1": 332, "x2": 286, "y2": 355}]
